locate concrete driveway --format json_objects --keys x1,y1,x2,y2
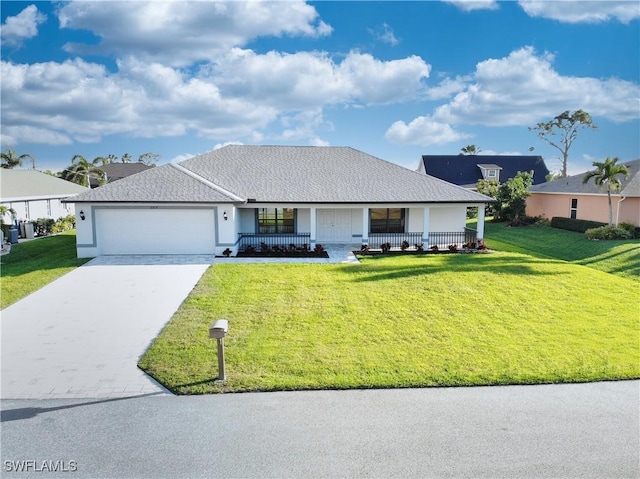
[{"x1": 1, "y1": 255, "x2": 214, "y2": 399}]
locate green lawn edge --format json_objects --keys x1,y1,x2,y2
[{"x1": 0, "y1": 232, "x2": 90, "y2": 309}]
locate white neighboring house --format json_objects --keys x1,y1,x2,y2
[
  {"x1": 65, "y1": 145, "x2": 494, "y2": 258},
  {"x1": 0, "y1": 169, "x2": 88, "y2": 223}
]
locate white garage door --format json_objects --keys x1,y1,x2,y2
[{"x1": 97, "y1": 208, "x2": 216, "y2": 255}]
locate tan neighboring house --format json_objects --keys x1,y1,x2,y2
[{"x1": 526, "y1": 159, "x2": 640, "y2": 226}]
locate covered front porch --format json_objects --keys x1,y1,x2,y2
[{"x1": 235, "y1": 205, "x2": 485, "y2": 253}]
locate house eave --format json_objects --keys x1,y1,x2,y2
[{"x1": 62, "y1": 199, "x2": 243, "y2": 205}]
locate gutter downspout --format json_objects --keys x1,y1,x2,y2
[{"x1": 616, "y1": 196, "x2": 626, "y2": 226}]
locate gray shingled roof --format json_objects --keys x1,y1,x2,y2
[
  {"x1": 69, "y1": 164, "x2": 237, "y2": 203},
  {"x1": 530, "y1": 159, "x2": 640, "y2": 197},
  {"x1": 69, "y1": 145, "x2": 494, "y2": 204},
  {"x1": 1, "y1": 169, "x2": 88, "y2": 199}
]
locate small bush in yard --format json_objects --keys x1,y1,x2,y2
[
  {"x1": 51, "y1": 215, "x2": 76, "y2": 234},
  {"x1": 619, "y1": 222, "x2": 640, "y2": 239},
  {"x1": 551, "y1": 217, "x2": 606, "y2": 233},
  {"x1": 585, "y1": 225, "x2": 632, "y2": 240},
  {"x1": 33, "y1": 218, "x2": 55, "y2": 236}
]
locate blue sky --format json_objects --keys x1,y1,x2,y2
[{"x1": 1, "y1": 1, "x2": 639, "y2": 176}]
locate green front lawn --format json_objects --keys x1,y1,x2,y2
[
  {"x1": 139, "y1": 252, "x2": 640, "y2": 394},
  {"x1": 482, "y1": 221, "x2": 640, "y2": 280},
  {"x1": 0, "y1": 232, "x2": 90, "y2": 309}
]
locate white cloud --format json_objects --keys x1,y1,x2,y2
[
  {"x1": 57, "y1": 0, "x2": 332, "y2": 67},
  {"x1": 0, "y1": 5, "x2": 46, "y2": 46},
  {"x1": 370, "y1": 23, "x2": 399, "y2": 46},
  {"x1": 211, "y1": 49, "x2": 430, "y2": 108},
  {"x1": 434, "y1": 46, "x2": 639, "y2": 126},
  {"x1": 425, "y1": 76, "x2": 470, "y2": 100},
  {"x1": 337, "y1": 53, "x2": 431, "y2": 104},
  {"x1": 518, "y1": 0, "x2": 640, "y2": 24},
  {"x1": 0, "y1": 46, "x2": 431, "y2": 146},
  {"x1": 0, "y1": 58, "x2": 276, "y2": 144},
  {"x1": 385, "y1": 116, "x2": 472, "y2": 146},
  {"x1": 1, "y1": 125, "x2": 72, "y2": 147},
  {"x1": 385, "y1": 46, "x2": 639, "y2": 147},
  {"x1": 443, "y1": 0, "x2": 499, "y2": 12}
]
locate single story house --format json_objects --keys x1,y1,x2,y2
[
  {"x1": 0, "y1": 169, "x2": 88, "y2": 223},
  {"x1": 65, "y1": 145, "x2": 494, "y2": 258},
  {"x1": 418, "y1": 155, "x2": 550, "y2": 189},
  {"x1": 526, "y1": 159, "x2": 640, "y2": 226},
  {"x1": 89, "y1": 163, "x2": 155, "y2": 188}
]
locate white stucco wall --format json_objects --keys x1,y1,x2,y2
[
  {"x1": 407, "y1": 208, "x2": 424, "y2": 232},
  {"x1": 297, "y1": 208, "x2": 311, "y2": 232},
  {"x1": 2, "y1": 198, "x2": 74, "y2": 222},
  {"x1": 429, "y1": 206, "x2": 467, "y2": 232},
  {"x1": 238, "y1": 208, "x2": 254, "y2": 233}
]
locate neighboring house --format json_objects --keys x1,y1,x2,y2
[
  {"x1": 90, "y1": 163, "x2": 155, "y2": 188},
  {"x1": 418, "y1": 155, "x2": 550, "y2": 189},
  {"x1": 0, "y1": 169, "x2": 88, "y2": 222},
  {"x1": 65, "y1": 145, "x2": 494, "y2": 258},
  {"x1": 526, "y1": 159, "x2": 640, "y2": 226}
]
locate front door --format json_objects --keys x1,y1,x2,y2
[{"x1": 317, "y1": 209, "x2": 352, "y2": 243}]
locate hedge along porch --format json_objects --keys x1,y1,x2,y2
[
  {"x1": 66, "y1": 145, "x2": 492, "y2": 258},
  {"x1": 235, "y1": 204, "x2": 486, "y2": 253}
]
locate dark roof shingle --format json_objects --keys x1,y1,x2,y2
[{"x1": 421, "y1": 155, "x2": 550, "y2": 187}]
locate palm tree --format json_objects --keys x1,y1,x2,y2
[
  {"x1": 1, "y1": 149, "x2": 35, "y2": 169},
  {"x1": 64, "y1": 154, "x2": 106, "y2": 187},
  {"x1": 582, "y1": 157, "x2": 630, "y2": 226},
  {"x1": 460, "y1": 144, "x2": 481, "y2": 155}
]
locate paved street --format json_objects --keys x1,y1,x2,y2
[{"x1": 2, "y1": 381, "x2": 638, "y2": 478}]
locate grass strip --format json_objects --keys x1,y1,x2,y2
[{"x1": 0, "y1": 232, "x2": 90, "y2": 309}]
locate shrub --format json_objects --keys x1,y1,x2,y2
[
  {"x1": 32, "y1": 218, "x2": 55, "y2": 236},
  {"x1": 51, "y1": 215, "x2": 76, "y2": 234},
  {"x1": 551, "y1": 217, "x2": 606, "y2": 233},
  {"x1": 585, "y1": 225, "x2": 632, "y2": 240},
  {"x1": 618, "y1": 222, "x2": 640, "y2": 238},
  {"x1": 507, "y1": 215, "x2": 541, "y2": 227}
]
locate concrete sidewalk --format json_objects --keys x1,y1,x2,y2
[{"x1": 1, "y1": 255, "x2": 214, "y2": 399}]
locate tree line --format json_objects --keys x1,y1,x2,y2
[{"x1": 1, "y1": 151, "x2": 159, "y2": 187}]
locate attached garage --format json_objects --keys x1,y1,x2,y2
[{"x1": 95, "y1": 207, "x2": 216, "y2": 255}]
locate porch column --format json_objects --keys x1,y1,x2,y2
[
  {"x1": 362, "y1": 207, "x2": 369, "y2": 245},
  {"x1": 423, "y1": 207, "x2": 430, "y2": 246},
  {"x1": 477, "y1": 204, "x2": 486, "y2": 240},
  {"x1": 310, "y1": 207, "x2": 317, "y2": 249}
]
